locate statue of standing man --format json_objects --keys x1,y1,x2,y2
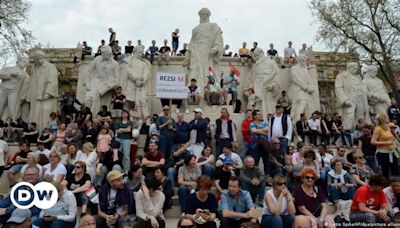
[
  {"x1": 363, "y1": 65, "x2": 391, "y2": 115},
  {"x1": 0, "y1": 56, "x2": 30, "y2": 119},
  {"x1": 84, "y1": 46, "x2": 119, "y2": 115},
  {"x1": 185, "y1": 8, "x2": 224, "y2": 87},
  {"x1": 335, "y1": 62, "x2": 370, "y2": 130},
  {"x1": 288, "y1": 55, "x2": 315, "y2": 123},
  {"x1": 120, "y1": 45, "x2": 151, "y2": 119},
  {"x1": 248, "y1": 48, "x2": 281, "y2": 116},
  {"x1": 27, "y1": 50, "x2": 59, "y2": 128}
]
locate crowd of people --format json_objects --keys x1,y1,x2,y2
[
  {"x1": 2, "y1": 27, "x2": 400, "y2": 228},
  {"x1": 1, "y1": 93, "x2": 400, "y2": 228},
  {"x1": 77, "y1": 27, "x2": 306, "y2": 68}
]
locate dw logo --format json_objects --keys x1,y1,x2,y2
[{"x1": 10, "y1": 182, "x2": 58, "y2": 209}]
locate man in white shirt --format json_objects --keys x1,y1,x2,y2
[
  {"x1": 383, "y1": 176, "x2": 400, "y2": 217},
  {"x1": 269, "y1": 104, "x2": 292, "y2": 158},
  {"x1": 34, "y1": 142, "x2": 51, "y2": 160},
  {"x1": 307, "y1": 112, "x2": 321, "y2": 146},
  {"x1": 283, "y1": 41, "x2": 297, "y2": 65},
  {"x1": 216, "y1": 143, "x2": 243, "y2": 169}
]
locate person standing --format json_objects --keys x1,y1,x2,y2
[
  {"x1": 156, "y1": 106, "x2": 176, "y2": 164},
  {"x1": 215, "y1": 108, "x2": 237, "y2": 157},
  {"x1": 269, "y1": 105, "x2": 292, "y2": 157},
  {"x1": 171, "y1": 28, "x2": 180, "y2": 56},
  {"x1": 115, "y1": 110, "x2": 133, "y2": 173}
]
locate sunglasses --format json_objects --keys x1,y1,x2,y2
[
  {"x1": 74, "y1": 166, "x2": 82, "y2": 169},
  {"x1": 277, "y1": 182, "x2": 287, "y2": 186},
  {"x1": 305, "y1": 176, "x2": 315, "y2": 180},
  {"x1": 180, "y1": 225, "x2": 194, "y2": 228},
  {"x1": 356, "y1": 156, "x2": 364, "y2": 159},
  {"x1": 163, "y1": 109, "x2": 169, "y2": 111}
]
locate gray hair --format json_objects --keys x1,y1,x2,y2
[{"x1": 23, "y1": 164, "x2": 40, "y2": 174}]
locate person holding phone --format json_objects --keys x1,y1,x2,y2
[{"x1": 185, "y1": 175, "x2": 217, "y2": 228}]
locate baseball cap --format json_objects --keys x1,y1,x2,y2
[
  {"x1": 7, "y1": 209, "x2": 31, "y2": 224},
  {"x1": 106, "y1": 170, "x2": 125, "y2": 184},
  {"x1": 223, "y1": 157, "x2": 234, "y2": 165},
  {"x1": 193, "y1": 108, "x2": 203, "y2": 113}
]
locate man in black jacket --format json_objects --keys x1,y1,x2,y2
[{"x1": 189, "y1": 108, "x2": 208, "y2": 145}]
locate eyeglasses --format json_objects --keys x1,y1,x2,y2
[
  {"x1": 163, "y1": 109, "x2": 169, "y2": 111},
  {"x1": 305, "y1": 176, "x2": 315, "y2": 180},
  {"x1": 277, "y1": 182, "x2": 286, "y2": 186},
  {"x1": 74, "y1": 166, "x2": 82, "y2": 169},
  {"x1": 180, "y1": 225, "x2": 194, "y2": 228},
  {"x1": 356, "y1": 156, "x2": 364, "y2": 159}
]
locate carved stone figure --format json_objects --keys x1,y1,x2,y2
[
  {"x1": 247, "y1": 48, "x2": 280, "y2": 116},
  {"x1": 120, "y1": 45, "x2": 151, "y2": 119},
  {"x1": 0, "y1": 56, "x2": 29, "y2": 119},
  {"x1": 27, "y1": 50, "x2": 59, "y2": 128},
  {"x1": 335, "y1": 62, "x2": 370, "y2": 130},
  {"x1": 84, "y1": 46, "x2": 119, "y2": 115},
  {"x1": 184, "y1": 8, "x2": 224, "y2": 87},
  {"x1": 288, "y1": 55, "x2": 315, "y2": 123},
  {"x1": 363, "y1": 65, "x2": 391, "y2": 115}
]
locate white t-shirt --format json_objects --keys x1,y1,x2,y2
[
  {"x1": 218, "y1": 152, "x2": 243, "y2": 167},
  {"x1": 43, "y1": 163, "x2": 67, "y2": 181},
  {"x1": 284, "y1": 47, "x2": 296, "y2": 58},
  {"x1": 307, "y1": 119, "x2": 321, "y2": 131},
  {"x1": 34, "y1": 149, "x2": 51, "y2": 159},
  {"x1": 0, "y1": 140, "x2": 8, "y2": 166}
]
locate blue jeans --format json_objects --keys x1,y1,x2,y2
[
  {"x1": 279, "y1": 138, "x2": 289, "y2": 156},
  {"x1": 240, "y1": 141, "x2": 251, "y2": 160},
  {"x1": 261, "y1": 215, "x2": 295, "y2": 228},
  {"x1": 202, "y1": 164, "x2": 214, "y2": 179},
  {"x1": 329, "y1": 187, "x2": 355, "y2": 203},
  {"x1": 167, "y1": 167, "x2": 177, "y2": 188},
  {"x1": 34, "y1": 218, "x2": 76, "y2": 228},
  {"x1": 350, "y1": 211, "x2": 379, "y2": 223},
  {"x1": 158, "y1": 136, "x2": 174, "y2": 164},
  {"x1": 365, "y1": 155, "x2": 380, "y2": 174},
  {"x1": 116, "y1": 138, "x2": 132, "y2": 173},
  {"x1": 0, "y1": 195, "x2": 40, "y2": 225},
  {"x1": 250, "y1": 143, "x2": 270, "y2": 176},
  {"x1": 178, "y1": 185, "x2": 191, "y2": 212},
  {"x1": 242, "y1": 182, "x2": 266, "y2": 202}
]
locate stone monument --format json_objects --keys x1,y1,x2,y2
[
  {"x1": 120, "y1": 45, "x2": 151, "y2": 119},
  {"x1": 27, "y1": 50, "x2": 59, "y2": 128},
  {"x1": 335, "y1": 62, "x2": 370, "y2": 130},
  {"x1": 288, "y1": 55, "x2": 316, "y2": 123},
  {"x1": 247, "y1": 48, "x2": 280, "y2": 116},
  {"x1": 363, "y1": 65, "x2": 391, "y2": 115},
  {"x1": 184, "y1": 8, "x2": 224, "y2": 87},
  {"x1": 0, "y1": 56, "x2": 29, "y2": 120},
  {"x1": 83, "y1": 46, "x2": 119, "y2": 115}
]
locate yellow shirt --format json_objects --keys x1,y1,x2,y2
[
  {"x1": 374, "y1": 125, "x2": 395, "y2": 151},
  {"x1": 239, "y1": 47, "x2": 250, "y2": 55}
]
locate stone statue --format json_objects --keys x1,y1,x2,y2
[
  {"x1": 27, "y1": 50, "x2": 59, "y2": 128},
  {"x1": 288, "y1": 55, "x2": 316, "y2": 123},
  {"x1": 120, "y1": 45, "x2": 151, "y2": 119},
  {"x1": 363, "y1": 65, "x2": 391, "y2": 115},
  {"x1": 184, "y1": 8, "x2": 224, "y2": 87},
  {"x1": 0, "y1": 56, "x2": 29, "y2": 119},
  {"x1": 84, "y1": 46, "x2": 119, "y2": 115},
  {"x1": 335, "y1": 62, "x2": 370, "y2": 130},
  {"x1": 247, "y1": 48, "x2": 280, "y2": 116}
]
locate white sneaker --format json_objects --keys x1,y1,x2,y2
[
  {"x1": 185, "y1": 109, "x2": 189, "y2": 114},
  {"x1": 176, "y1": 108, "x2": 180, "y2": 113}
]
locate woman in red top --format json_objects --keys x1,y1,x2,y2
[
  {"x1": 349, "y1": 175, "x2": 390, "y2": 224},
  {"x1": 241, "y1": 109, "x2": 254, "y2": 157}
]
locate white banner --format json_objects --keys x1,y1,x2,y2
[{"x1": 156, "y1": 72, "x2": 188, "y2": 99}]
